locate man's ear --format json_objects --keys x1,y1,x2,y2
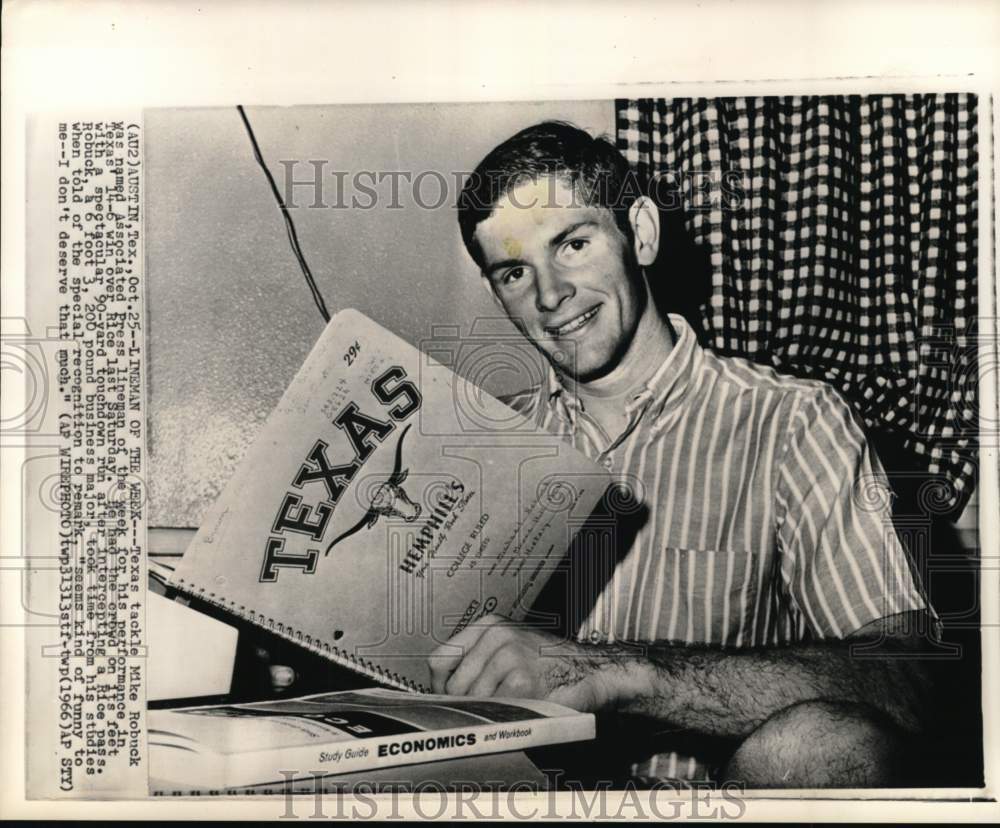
[{"x1": 628, "y1": 195, "x2": 660, "y2": 267}]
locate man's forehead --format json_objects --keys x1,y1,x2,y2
[{"x1": 475, "y1": 176, "x2": 609, "y2": 247}]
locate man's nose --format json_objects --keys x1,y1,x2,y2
[{"x1": 534, "y1": 265, "x2": 574, "y2": 312}]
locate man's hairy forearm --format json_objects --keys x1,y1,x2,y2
[{"x1": 553, "y1": 638, "x2": 931, "y2": 739}]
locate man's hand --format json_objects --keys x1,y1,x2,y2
[
  {"x1": 428, "y1": 613, "x2": 620, "y2": 712},
  {"x1": 253, "y1": 646, "x2": 298, "y2": 694}
]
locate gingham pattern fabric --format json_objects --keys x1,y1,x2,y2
[{"x1": 615, "y1": 95, "x2": 979, "y2": 514}]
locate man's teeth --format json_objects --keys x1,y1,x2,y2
[{"x1": 553, "y1": 307, "x2": 599, "y2": 335}]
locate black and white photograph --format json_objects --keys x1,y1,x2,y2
[
  {"x1": 2, "y1": 1, "x2": 998, "y2": 822},
  {"x1": 146, "y1": 94, "x2": 986, "y2": 790}
]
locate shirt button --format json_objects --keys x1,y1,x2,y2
[
  {"x1": 589, "y1": 630, "x2": 606, "y2": 644},
  {"x1": 602, "y1": 456, "x2": 613, "y2": 469}
]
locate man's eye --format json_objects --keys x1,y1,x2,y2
[
  {"x1": 561, "y1": 238, "x2": 590, "y2": 257},
  {"x1": 501, "y1": 267, "x2": 525, "y2": 285}
]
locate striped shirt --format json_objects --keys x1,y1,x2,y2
[{"x1": 504, "y1": 314, "x2": 934, "y2": 779}]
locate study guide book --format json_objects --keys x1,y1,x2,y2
[
  {"x1": 169, "y1": 309, "x2": 612, "y2": 692},
  {"x1": 149, "y1": 687, "x2": 595, "y2": 790}
]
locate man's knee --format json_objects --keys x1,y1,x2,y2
[{"x1": 722, "y1": 699, "x2": 914, "y2": 788}]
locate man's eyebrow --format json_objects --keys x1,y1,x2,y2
[
  {"x1": 549, "y1": 220, "x2": 598, "y2": 247},
  {"x1": 482, "y1": 221, "x2": 599, "y2": 278}
]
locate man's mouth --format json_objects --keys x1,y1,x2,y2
[{"x1": 546, "y1": 305, "x2": 601, "y2": 337}]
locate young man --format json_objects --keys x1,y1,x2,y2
[{"x1": 428, "y1": 121, "x2": 939, "y2": 786}]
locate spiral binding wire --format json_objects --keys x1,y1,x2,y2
[{"x1": 171, "y1": 575, "x2": 426, "y2": 693}]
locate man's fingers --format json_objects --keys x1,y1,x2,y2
[
  {"x1": 496, "y1": 668, "x2": 539, "y2": 699},
  {"x1": 429, "y1": 613, "x2": 505, "y2": 693},
  {"x1": 428, "y1": 642, "x2": 469, "y2": 693},
  {"x1": 270, "y1": 664, "x2": 297, "y2": 691},
  {"x1": 428, "y1": 657, "x2": 451, "y2": 695},
  {"x1": 445, "y1": 620, "x2": 517, "y2": 696},
  {"x1": 254, "y1": 646, "x2": 297, "y2": 693},
  {"x1": 466, "y1": 644, "x2": 537, "y2": 699}
]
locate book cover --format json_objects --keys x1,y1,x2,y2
[
  {"x1": 152, "y1": 750, "x2": 548, "y2": 795},
  {"x1": 169, "y1": 309, "x2": 611, "y2": 691},
  {"x1": 149, "y1": 687, "x2": 594, "y2": 790}
]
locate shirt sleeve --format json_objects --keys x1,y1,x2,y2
[{"x1": 773, "y1": 385, "x2": 936, "y2": 640}]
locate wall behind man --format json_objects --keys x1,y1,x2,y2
[{"x1": 145, "y1": 101, "x2": 615, "y2": 528}]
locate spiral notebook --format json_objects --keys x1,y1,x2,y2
[{"x1": 169, "y1": 309, "x2": 611, "y2": 692}]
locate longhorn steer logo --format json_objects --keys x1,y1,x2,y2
[{"x1": 324, "y1": 424, "x2": 420, "y2": 554}]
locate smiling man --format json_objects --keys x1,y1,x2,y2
[{"x1": 429, "y1": 121, "x2": 940, "y2": 787}]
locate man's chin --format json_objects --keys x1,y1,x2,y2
[
  {"x1": 550, "y1": 354, "x2": 614, "y2": 384},
  {"x1": 539, "y1": 340, "x2": 616, "y2": 383}
]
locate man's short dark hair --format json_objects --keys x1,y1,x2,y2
[{"x1": 457, "y1": 121, "x2": 644, "y2": 269}]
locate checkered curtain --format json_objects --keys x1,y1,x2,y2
[{"x1": 616, "y1": 95, "x2": 979, "y2": 514}]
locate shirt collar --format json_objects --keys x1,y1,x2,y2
[{"x1": 543, "y1": 313, "x2": 702, "y2": 427}]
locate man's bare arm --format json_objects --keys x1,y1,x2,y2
[
  {"x1": 430, "y1": 612, "x2": 934, "y2": 740},
  {"x1": 558, "y1": 623, "x2": 930, "y2": 738}
]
